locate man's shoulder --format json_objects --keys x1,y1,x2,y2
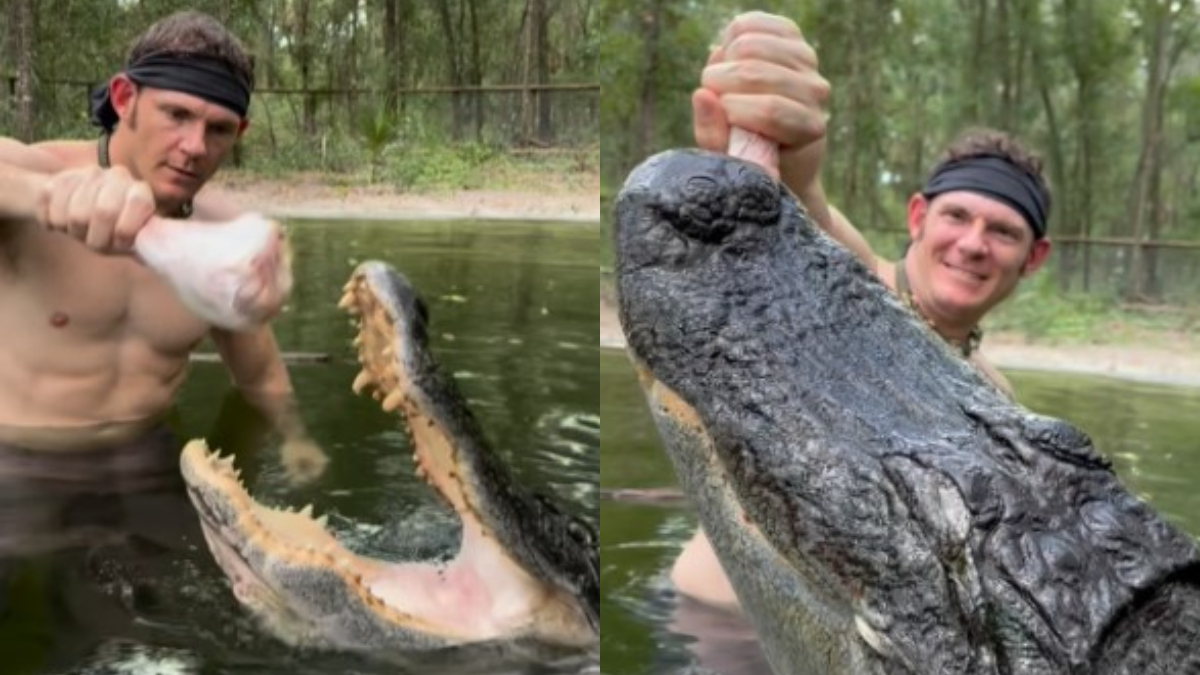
[
  {"x1": 0, "y1": 137, "x2": 88, "y2": 174},
  {"x1": 31, "y1": 139, "x2": 95, "y2": 167}
]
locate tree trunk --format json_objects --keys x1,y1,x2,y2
[
  {"x1": 995, "y1": 0, "x2": 1014, "y2": 128},
  {"x1": 520, "y1": 0, "x2": 534, "y2": 143},
  {"x1": 383, "y1": 0, "x2": 400, "y2": 116},
  {"x1": 634, "y1": 1, "x2": 663, "y2": 160},
  {"x1": 11, "y1": 0, "x2": 36, "y2": 142},
  {"x1": 960, "y1": 0, "x2": 990, "y2": 123},
  {"x1": 534, "y1": 0, "x2": 553, "y2": 144},
  {"x1": 347, "y1": 4, "x2": 360, "y2": 125},
  {"x1": 468, "y1": 0, "x2": 483, "y2": 142},
  {"x1": 1126, "y1": 0, "x2": 1173, "y2": 302},
  {"x1": 292, "y1": 0, "x2": 318, "y2": 136},
  {"x1": 435, "y1": 0, "x2": 465, "y2": 139}
]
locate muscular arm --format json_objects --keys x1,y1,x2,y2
[
  {"x1": 211, "y1": 326, "x2": 300, "y2": 433},
  {"x1": 211, "y1": 326, "x2": 327, "y2": 483},
  {"x1": 0, "y1": 138, "x2": 60, "y2": 222}
]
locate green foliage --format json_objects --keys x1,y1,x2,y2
[
  {"x1": 599, "y1": 0, "x2": 1200, "y2": 308},
  {"x1": 385, "y1": 143, "x2": 500, "y2": 191},
  {"x1": 986, "y1": 271, "x2": 1119, "y2": 342},
  {"x1": 987, "y1": 265, "x2": 1200, "y2": 348},
  {"x1": 358, "y1": 106, "x2": 398, "y2": 184},
  {"x1": 1, "y1": 0, "x2": 597, "y2": 150}
]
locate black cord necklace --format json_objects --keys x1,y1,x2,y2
[
  {"x1": 97, "y1": 132, "x2": 193, "y2": 219},
  {"x1": 894, "y1": 255, "x2": 983, "y2": 359}
]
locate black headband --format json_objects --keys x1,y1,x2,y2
[
  {"x1": 89, "y1": 54, "x2": 251, "y2": 132},
  {"x1": 922, "y1": 155, "x2": 1049, "y2": 238}
]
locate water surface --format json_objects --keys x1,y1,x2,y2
[
  {"x1": 599, "y1": 348, "x2": 1200, "y2": 675},
  {"x1": 0, "y1": 219, "x2": 600, "y2": 674}
]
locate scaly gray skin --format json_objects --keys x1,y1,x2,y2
[
  {"x1": 181, "y1": 261, "x2": 597, "y2": 666},
  {"x1": 614, "y1": 149, "x2": 1200, "y2": 675}
]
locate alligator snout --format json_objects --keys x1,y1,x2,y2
[{"x1": 618, "y1": 150, "x2": 782, "y2": 262}]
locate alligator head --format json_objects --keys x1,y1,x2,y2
[
  {"x1": 179, "y1": 261, "x2": 598, "y2": 665},
  {"x1": 614, "y1": 149, "x2": 1200, "y2": 675}
]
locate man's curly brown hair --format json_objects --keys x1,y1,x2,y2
[
  {"x1": 932, "y1": 127, "x2": 1052, "y2": 221},
  {"x1": 127, "y1": 10, "x2": 255, "y2": 93}
]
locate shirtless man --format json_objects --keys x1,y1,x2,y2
[
  {"x1": 671, "y1": 11, "x2": 1053, "y2": 613},
  {"x1": 0, "y1": 11, "x2": 323, "y2": 481}
]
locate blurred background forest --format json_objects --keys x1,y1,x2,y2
[
  {"x1": 1, "y1": 0, "x2": 598, "y2": 190},
  {"x1": 600, "y1": 0, "x2": 1200, "y2": 337}
]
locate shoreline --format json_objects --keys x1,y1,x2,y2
[
  {"x1": 213, "y1": 174, "x2": 1198, "y2": 390},
  {"x1": 211, "y1": 175, "x2": 600, "y2": 223}
]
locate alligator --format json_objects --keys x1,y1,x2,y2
[
  {"x1": 613, "y1": 149, "x2": 1200, "y2": 675},
  {"x1": 179, "y1": 261, "x2": 598, "y2": 669}
]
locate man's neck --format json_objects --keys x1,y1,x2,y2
[
  {"x1": 924, "y1": 309, "x2": 978, "y2": 344},
  {"x1": 896, "y1": 256, "x2": 984, "y2": 357},
  {"x1": 102, "y1": 130, "x2": 192, "y2": 219}
]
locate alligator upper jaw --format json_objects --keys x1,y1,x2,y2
[{"x1": 178, "y1": 261, "x2": 596, "y2": 652}]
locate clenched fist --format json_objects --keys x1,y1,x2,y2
[
  {"x1": 693, "y1": 11, "x2": 830, "y2": 194},
  {"x1": 39, "y1": 164, "x2": 157, "y2": 252}
]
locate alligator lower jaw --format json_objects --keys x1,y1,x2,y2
[{"x1": 180, "y1": 439, "x2": 584, "y2": 646}]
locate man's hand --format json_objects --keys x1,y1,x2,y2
[
  {"x1": 692, "y1": 11, "x2": 830, "y2": 195},
  {"x1": 279, "y1": 435, "x2": 329, "y2": 486},
  {"x1": 38, "y1": 165, "x2": 156, "y2": 252}
]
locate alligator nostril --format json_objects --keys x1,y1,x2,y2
[
  {"x1": 663, "y1": 174, "x2": 735, "y2": 244},
  {"x1": 733, "y1": 163, "x2": 782, "y2": 225}
]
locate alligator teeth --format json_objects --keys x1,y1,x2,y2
[
  {"x1": 315, "y1": 514, "x2": 329, "y2": 528},
  {"x1": 381, "y1": 390, "x2": 404, "y2": 412},
  {"x1": 299, "y1": 504, "x2": 314, "y2": 518},
  {"x1": 352, "y1": 370, "x2": 374, "y2": 394},
  {"x1": 352, "y1": 334, "x2": 363, "y2": 348}
]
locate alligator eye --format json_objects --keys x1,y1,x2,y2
[
  {"x1": 566, "y1": 517, "x2": 596, "y2": 547},
  {"x1": 534, "y1": 493, "x2": 562, "y2": 515},
  {"x1": 683, "y1": 175, "x2": 720, "y2": 199}
]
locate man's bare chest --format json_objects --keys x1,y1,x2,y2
[{"x1": 1, "y1": 224, "x2": 209, "y2": 355}]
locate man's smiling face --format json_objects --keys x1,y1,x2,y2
[{"x1": 905, "y1": 189, "x2": 1049, "y2": 329}]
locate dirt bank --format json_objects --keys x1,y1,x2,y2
[{"x1": 210, "y1": 173, "x2": 600, "y2": 222}]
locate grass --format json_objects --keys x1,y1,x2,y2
[
  {"x1": 231, "y1": 133, "x2": 598, "y2": 194},
  {"x1": 986, "y1": 276, "x2": 1200, "y2": 350}
]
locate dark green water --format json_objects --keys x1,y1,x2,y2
[
  {"x1": 599, "y1": 349, "x2": 1200, "y2": 675},
  {"x1": 0, "y1": 219, "x2": 600, "y2": 674}
]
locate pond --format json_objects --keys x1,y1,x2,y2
[
  {"x1": 0, "y1": 219, "x2": 600, "y2": 675},
  {"x1": 599, "y1": 348, "x2": 1200, "y2": 675}
]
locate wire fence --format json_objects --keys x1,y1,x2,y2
[
  {"x1": 863, "y1": 228, "x2": 1200, "y2": 306},
  {"x1": 1, "y1": 76, "x2": 599, "y2": 167}
]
